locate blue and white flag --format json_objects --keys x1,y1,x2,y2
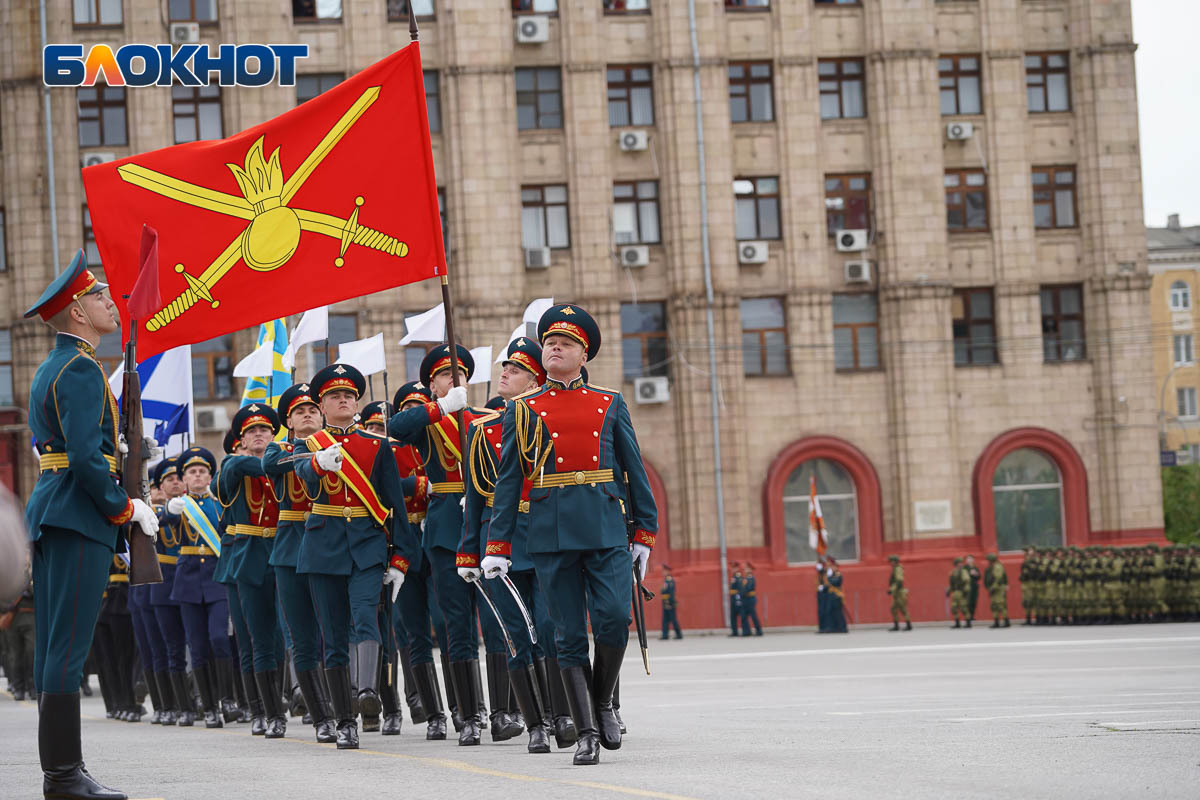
[{"x1": 108, "y1": 344, "x2": 195, "y2": 457}]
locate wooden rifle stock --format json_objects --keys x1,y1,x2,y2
[{"x1": 120, "y1": 323, "x2": 162, "y2": 586}]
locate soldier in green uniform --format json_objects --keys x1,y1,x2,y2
[
  {"x1": 887, "y1": 555, "x2": 911, "y2": 631},
  {"x1": 1105, "y1": 547, "x2": 1125, "y2": 624},
  {"x1": 947, "y1": 557, "x2": 969, "y2": 628},
  {"x1": 1018, "y1": 547, "x2": 1036, "y2": 625},
  {"x1": 983, "y1": 553, "x2": 1010, "y2": 627},
  {"x1": 24, "y1": 250, "x2": 160, "y2": 799},
  {"x1": 964, "y1": 554, "x2": 981, "y2": 624},
  {"x1": 660, "y1": 565, "x2": 681, "y2": 640},
  {"x1": 1147, "y1": 543, "x2": 1169, "y2": 622}
]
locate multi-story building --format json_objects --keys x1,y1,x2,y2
[
  {"x1": 1148, "y1": 214, "x2": 1200, "y2": 463},
  {"x1": 0, "y1": 0, "x2": 1163, "y2": 626}
]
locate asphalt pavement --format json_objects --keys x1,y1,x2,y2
[{"x1": 2, "y1": 622, "x2": 1197, "y2": 799}]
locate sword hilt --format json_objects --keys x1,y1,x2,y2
[
  {"x1": 145, "y1": 266, "x2": 216, "y2": 332},
  {"x1": 335, "y1": 196, "x2": 410, "y2": 266}
]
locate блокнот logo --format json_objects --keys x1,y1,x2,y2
[{"x1": 44, "y1": 44, "x2": 309, "y2": 87}]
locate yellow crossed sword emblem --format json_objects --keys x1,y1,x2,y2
[{"x1": 117, "y1": 86, "x2": 409, "y2": 332}]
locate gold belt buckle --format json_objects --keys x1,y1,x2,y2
[
  {"x1": 574, "y1": 471, "x2": 586, "y2": 485},
  {"x1": 342, "y1": 506, "x2": 352, "y2": 519}
]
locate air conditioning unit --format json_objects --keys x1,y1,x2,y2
[
  {"x1": 618, "y1": 130, "x2": 648, "y2": 151},
  {"x1": 835, "y1": 229, "x2": 868, "y2": 252},
  {"x1": 619, "y1": 245, "x2": 649, "y2": 268},
  {"x1": 515, "y1": 15, "x2": 549, "y2": 44},
  {"x1": 524, "y1": 246, "x2": 552, "y2": 269},
  {"x1": 738, "y1": 241, "x2": 768, "y2": 265},
  {"x1": 844, "y1": 259, "x2": 872, "y2": 284},
  {"x1": 634, "y1": 376, "x2": 670, "y2": 405},
  {"x1": 196, "y1": 404, "x2": 231, "y2": 432},
  {"x1": 80, "y1": 152, "x2": 116, "y2": 169},
  {"x1": 946, "y1": 121, "x2": 974, "y2": 141},
  {"x1": 169, "y1": 22, "x2": 200, "y2": 45}
]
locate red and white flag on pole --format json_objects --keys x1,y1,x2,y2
[{"x1": 808, "y1": 475, "x2": 828, "y2": 557}]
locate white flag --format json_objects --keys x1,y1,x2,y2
[
  {"x1": 523, "y1": 297, "x2": 554, "y2": 324},
  {"x1": 468, "y1": 346, "x2": 493, "y2": 385},
  {"x1": 399, "y1": 303, "x2": 445, "y2": 345},
  {"x1": 233, "y1": 339, "x2": 275, "y2": 378},
  {"x1": 282, "y1": 306, "x2": 329, "y2": 370},
  {"x1": 495, "y1": 324, "x2": 527, "y2": 364},
  {"x1": 338, "y1": 333, "x2": 387, "y2": 377}
]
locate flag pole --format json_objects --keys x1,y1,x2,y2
[{"x1": 411, "y1": 13, "x2": 469, "y2": 460}]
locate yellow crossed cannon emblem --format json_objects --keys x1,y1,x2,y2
[{"x1": 116, "y1": 86, "x2": 409, "y2": 332}]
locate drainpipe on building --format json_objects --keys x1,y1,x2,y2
[
  {"x1": 40, "y1": 0, "x2": 62, "y2": 274},
  {"x1": 687, "y1": 0, "x2": 730, "y2": 630}
]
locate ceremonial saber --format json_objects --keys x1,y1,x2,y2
[
  {"x1": 499, "y1": 574, "x2": 537, "y2": 645},
  {"x1": 632, "y1": 564, "x2": 650, "y2": 675},
  {"x1": 473, "y1": 579, "x2": 517, "y2": 660}
]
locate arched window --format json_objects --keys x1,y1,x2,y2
[
  {"x1": 992, "y1": 448, "x2": 1064, "y2": 551},
  {"x1": 782, "y1": 458, "x2": 859, "y2": 563},
  {"x1": 1170, "y1": 280, "x2": 1191, "y2": 312}
]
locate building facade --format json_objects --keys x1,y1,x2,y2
[
  {"x1": 1148, "y1": 214, "x2": 1200, "y2": 463},
  {"x1": 0, "y1": 0, "x2": 1162, "y2": 626}
]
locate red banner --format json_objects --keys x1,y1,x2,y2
[{"x1": 83, "y1": 44, "x2": 444, "y2": 361}]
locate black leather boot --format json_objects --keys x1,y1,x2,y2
[
  {"x1": 296, "y1": 668, "x2": 337, "y2": 744},
  {"x1": 242, "y1": 672, "x2": 266, "y2": 736},
  {"x1": 441, "y1": 651, "x2": 462, "y2": 733},
  {"x1": 449, "y1": 661, "x2": 482, "y2": 745},
  {"x1": 327, "y1": 665, "x2": 359, "y2": 750},
  {"x1": 379, "y1": 647, "x2": 402, "y2": 735},
  {"x1": 612, "y1": 679, "x2": 625, "y2": 734},
  {"x1": 509, "y1": 664, "x2": 551, "y2": 754},
  {"x1": 169, "y1": 673, "x2": 194, "y2": 727},
  {"x1": 560, "y1": 666, "x2": 600, "y2": 765},
  {"x1": 40, "y1": 691, "x2": 127, "y2": 799},
  {"x1": 889, "y1": 620, "x2": 900, "y2": 631},
  {"x1": 144, "y1": 672, "x2": 164, "y2": 724},
  {"x1": 196, "y1": 663, "x2": 222, "y2": 728},
  {"x1": 286, "y1": 655, "x2": 306, "y2": 719},
  {"x1": 904, "y1": 621, "x2": 913, "y2": 631},
  {"x1": 486, "y1": 652, "x2": 523, "y2": 741},
  {"x1": 231, "y1": 663, "x2": 250, "y2": 723},
  {"x1": 952, "y1": 619, "x2": 961, "y2": 629},
  {"x1": 213, "y1": 657, "x2": 241, "y2": 723},
  {"x1": 154, "y1": 672, "x2": 178, "y2": 726},
  {"x1": 591, "y1": 644, "x2": 624, "y2": 751},
  {"x1": 542, "y1": 657, "x2": 577, "y2": 748},
  {"x1": 399, "y1": 647, "x2": 426, "y2": 724},
  {"x1": 354, "y1": 640, "x2": 382, "y2": 732},
  {"x1": 254, "y1": 671, "x2": 288, "y2": 739},
  {"x1": 412, "y1": 661, "x2": 447, "y2": 740}
]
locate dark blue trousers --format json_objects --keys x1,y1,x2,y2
[
  {"x1": 236, "y1": 572, "x2": 280, "y2": 673},
  {"x1": 309, "y1": 564, "x2": 385, "y2": 668},
  {"x1": 426, "y1": 547, "x2": 478, "y2": 662},
  {"x1": 129, "y1": 586, "x2": 167, "y2": 673},
  {"x1": 533, "y1": 546, "x2": 631, "y2": 669},
  {"x1": 276, "y1": 565, "x2": 323, "y2": 672},
  {"x1": 32, "y1": 527, "x2": 111, "y2": 694},
  {"x1": 151, "y1": 603, "x2": 188, "y2": 672},
  {"x1": 179, "y1": 595, "x2": 231, "y2": 669},
  {"x1": 484, "y1": 568, "x2": 553, "y2": 670}
]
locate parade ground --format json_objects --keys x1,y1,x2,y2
[{"x1": 2, "y1": 624, "x2": 1197, "y2": 800}]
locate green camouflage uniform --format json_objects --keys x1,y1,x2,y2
[
  {"x1": 983, "y1": 554, "x2": 1009, "y2": 627},
  {"x1": 888, "y1": 556, "x2": 911, "y2": 630}
]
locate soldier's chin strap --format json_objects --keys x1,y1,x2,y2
[{"x1": 72, "y1": 298, "x2": 106, "y2": 346}]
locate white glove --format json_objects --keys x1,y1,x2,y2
[
  {"x1": 383, "y1": 567, "x2": 405, "y2": 603},
  {"x1": 166, "y1": 496, "x2": 185, "y2": 516},
  {"x1": 315, "y1": 443, "x2": 343, "y2": 472},
  {"x1": 458, "y1": 566, "x2": 481, "y2": 583},
  {"x1": 118, "y1": 435, "x2": 129, "y2": 455},
  {"x1": 130, "y1": 498, "x2": 159, "y2": 540},
  {"x1": 481, "y1": 555, "x2": 509, "y2": 579},
  {"x1": 631, "y1": 542, "x2": 651, "y2": 580},
  {"x1": 424, "y1": 479, "x2": 433, "y2": 498},
  {"x1": 438, "y1": 385, "x2": 468, "y2": 414},
  {"x1": 419, "y1": 518, "x2": 426, "y2": 533},
  {"x1": 459, "y1": 496, "x2": 466, "y2": 511}
]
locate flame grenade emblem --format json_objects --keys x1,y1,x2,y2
[{"x1": 114, "y1": 86, "x2": 411, "y2": 331}]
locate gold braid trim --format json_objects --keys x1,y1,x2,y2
[
  {"x1": 514, "y1": 399, "x2": 553, "y2": 479},
  {"x1": 469, "y1": 424, "x2": 498, "y2": 501}
]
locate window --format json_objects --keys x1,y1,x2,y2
[
  {"x1": 1174, "y1": 335, "x2": 1194, "y2": 367},
  {"x1": 387, "y1": 0, "x2": 435, "y2": 20},
  {"x1": 74, "y1": 0, "x2": 122, "y2": 24},
  {"x1": 293, "y1": 0, "x2": 342, "y2": 21},
  {"x1": 818, "y1": 58, "x2": 866, "y2": 120},
  {"x1": 993, "y1": 448, "x2": 1064, "y2": 551},
  {"x1": 1180, "y1": 388, "x2": 1199, "y2": 420},
  {"x1": 1170, "y1": 280, "x2": 1192, "y2": 312},
  {"x1": 192, "y1": 335, "x2": 235, "y2": 401},
  {"x1": 311, "y1": 313, "x2": 359, "y2": 373},
  {"x1": 404, "y1": 344, "x2": 434, "y2": 382},
  {"x1": 825, "y1": 173, "x2": 870, "y2": 234},
  {"x1": 726, "y1": 0, "x2": 770, "y2": 8},
  {"x1": 513, "y1": 1, "x2": 557, "y2": 14},
  {"x1": 0, "y1": 330, "x2": 12, "y2": 407},
  {"x1": 734, "y1": 177, "x2": 780, "y2": 240},
  {"x1": 1040, "y1": 284, "x2": 1086, "y2": 363},
  {"x1": 613, "y1": 181, "x2": 660, "y2": 245},
  {"x1": 620, "y1": 302, "x2": 668, "y2": 380},
  {"x1": 607, "y1": 65, "x2": 654, "y2": 127},
  {"x1": 729, "y1": 61, "x2": 774, "y2": 123},
  {"x1": 604, "y1": 0, "x2": 649, "y2": 12},
  {"x1": 172, "y1": 85, "x2": 222, "y2": 144},
  {"x1": 944, "y1": 169, "x2": 988, "y2": 232},
  {"x1": 296, "y1": 73, "x2": 344, "y2": 105},
  {"x1": 741, "y1": 297, "x2": 789, "y2": 376},
  {"x1": 83, "y1": 204, "x2": 100, "y2": 267},
  {"x1": 78, "y1": 86, "x2": 127, "y2": 148},
  {"x1": 833, "y1": 293, "x2": 879, "y2": 371},
  {"x1": 516, "y1": 68, "x2": 563, "y2": 130},
  {"x1": 1032, "y1": 166, "x2": 1076, "y2": 229},
  {"x1": 952, "y1": 288, "x2": 998, "y2": 366},
  {"x1": 521, "y1": 185, "x2": 570, "y2": 249},
  {"x1": 168, "y1": 0, "x2": 217, "y2": 22},
  {"x1": 0, "y1": 208, "x2": 6, "y2": 273},
  {"x1": 783, "y1": 459, "x2": 859, "y2": 563},
  {"x1": 422, "y1": 71, "x2": 442, "y2": 133},
  {"x1": 939, "y1": 54, "x2": 982, "y2": 116},
  {"x1": 1026, "y1": 52, "x2": 1070, "y2": 113}
]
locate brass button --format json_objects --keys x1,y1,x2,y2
[
  {"x1": 574, "y1": 471, "x2": 586, "y2": 484},
  {"x1": 303, "y1": 512, "x2": 311, "y2": 521},
  {"x1": 342, "y1": 507, "x2": 352, "y2": 519}
]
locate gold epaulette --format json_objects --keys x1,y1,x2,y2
[{"x1": 586, "y1": 383, "x2": 618, "y2": 394}]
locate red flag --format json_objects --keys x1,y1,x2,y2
[
  {"x1": 82, "y1": 44, "x2": 444, "y2": 361},
  {"x1": 127, "y1": 224, "x2": 161, "y2": 320}
]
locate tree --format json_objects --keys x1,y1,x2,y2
[{"x1": 1161, "y1": 466, "x2": 1200, "y2": 544}]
